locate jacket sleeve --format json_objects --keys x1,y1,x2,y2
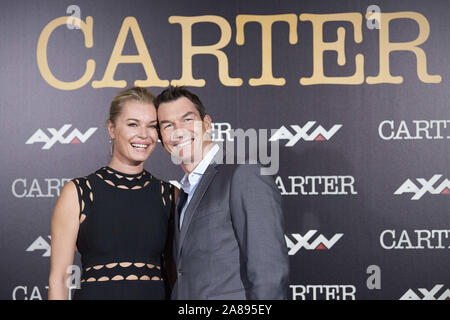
[{"x1": 229, "y1": 164, "x2": 290, "y2": 300}]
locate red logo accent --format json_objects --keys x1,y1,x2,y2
[
  {"x1": 70, "y1": 138, "x2": 81, "y2": 144},
  {"x1": 315, "y1": 134, "x2": 326, "y2": 141},
  {"x1": 315, "y1": 243, "x2": 328, "y2": 250},
  {"x1": 441, "y1": 188, "x2": 450, "y2": 195}
]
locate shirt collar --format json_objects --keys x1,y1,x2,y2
[{"x1": 180, "y1": 144, "x2": 220, "y2": 191}]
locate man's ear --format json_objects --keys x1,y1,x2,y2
[
  {"x1": 203, "y1": 114, "x2": 212, "y2": 132},
  {"x1": 106, "y1": 120, "x2": 116, "y2": 140},
  {"x1": 203, "y1": 115, "x2": 213, "y2": 141}
]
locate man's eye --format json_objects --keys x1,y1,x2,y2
[
  {"x1": 184, "y1": 118, "x2": 193, "y2": 122},
  {"x1": 128, "y1": 123, "x2": 137, "y2": 127},
  {"x1": 164, "y1": 124, "x2": 173, "y2": 129},
  {"x1": 148, "y1": 125, "x2": 157, "y2": 129}
]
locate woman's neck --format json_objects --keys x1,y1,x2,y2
[{"x1": 108, "y1": 157, "x2": 144, "y2": 175}]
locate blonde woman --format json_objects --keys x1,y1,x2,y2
[{"x1": 49, "y1": 87, "x2": 176, "y2": 300}]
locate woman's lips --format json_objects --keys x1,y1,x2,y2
[{"x1": 130, "y1": 143, "x2": 149, "y2": 152}]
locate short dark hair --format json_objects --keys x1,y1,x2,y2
[{"x1": 154, "y1": 86, "x2": 206, "y2": 120}]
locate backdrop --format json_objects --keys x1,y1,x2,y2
[{"x1": 1, "y1": 0, "x2": 449, "y2": 300}]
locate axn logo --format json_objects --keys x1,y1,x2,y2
[
  {"x1": 394, "y1": 175, "x2": 450, "y2": 200},
  {"x1": 285, "y1": 231, "x2": 344, "y2": 255},
  {"x1": 26, "y1": 124, "x2": 97, "y2": 149},
  {"x1": 26, "y1": 236, "x2": 51, "y2": 257},
  {"x1": 400, "y1": 285, "x2": 450, "y2": 300},
  {"x1": 269, "y1": 122, "x2": 342, "y2": 147}
]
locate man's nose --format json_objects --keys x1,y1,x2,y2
[{"x1": 171, "y1": 128, "x2": 190, "y2": 141}]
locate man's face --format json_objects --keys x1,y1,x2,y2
[{"x1": 157, "y1": 96, "x2": 212, "y2": 164}]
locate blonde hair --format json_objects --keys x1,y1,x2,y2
[{"x1": 108, "y1": 87, "x2": 155, "y2": 124}]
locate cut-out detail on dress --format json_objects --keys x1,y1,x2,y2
[
  {"x1": 104, "y1": 180, "x2": 115, "y2": 186},
  {"x1": 72, "y1": 176, "x2": 96, "y2": 235},
  {"x1": 74, "y1": 167, "x2": 168, "y2": 294},
  {"x1": 94, "y1": 167, "x2": 153, "y2": 191},
  {"x1": 120, "y1": 262, "x2": 132, "y2": 267},
  {"x1": 82, "y1": 261, "x2": 164, "y2": 283}
]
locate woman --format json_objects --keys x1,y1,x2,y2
[{"x1": 49, "y1": 87, "x2": 176, "y2": 300}]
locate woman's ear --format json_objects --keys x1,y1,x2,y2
[{"x1": 106, "y1": 119, "x2": 116, "y2": 140}]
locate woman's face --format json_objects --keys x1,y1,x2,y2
[{"x1": 107, "y1": 100, "x2": 158, "y2": 166}]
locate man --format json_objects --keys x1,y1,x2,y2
[{"x1": 155, "y1": 86, "x2": 289, "y2": 300}]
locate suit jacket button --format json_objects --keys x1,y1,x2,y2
[{"x1": 178, "y1": 270, "x2": 183, "y2": 277}]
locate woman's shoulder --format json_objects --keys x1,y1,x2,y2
[{"x1": 69, "y1": 169, "x2": 101, "y2": 196}]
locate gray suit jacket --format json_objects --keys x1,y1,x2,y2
[{"x1": 171, "y1": 161, "x2": 289, "y2": 300}]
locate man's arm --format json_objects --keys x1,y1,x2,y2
[{"x1": 229, "y1": 164, "x2": 289, "y2": 300}]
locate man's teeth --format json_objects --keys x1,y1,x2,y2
[
  {"x1": 131, "y1": 143, "x2": 148, "y2": 149},
  {"x1": 176, "y1": 140, "x2": 192, "y2": 148}
]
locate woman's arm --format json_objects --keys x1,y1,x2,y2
[{"x1": 48, "y1": 181, "x2": 80, "y2": 300}]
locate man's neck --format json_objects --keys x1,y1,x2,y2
[{"x1": 181, "y1": 143, "x2": 214, "y2": 175}]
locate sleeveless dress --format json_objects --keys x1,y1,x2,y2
[{"x1": 70, "y1": 166, "x2": 175, "y2": 300}]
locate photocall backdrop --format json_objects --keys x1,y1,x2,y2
[{"x1": 0, "y1": 0, "x2": 449, "y2": 300}]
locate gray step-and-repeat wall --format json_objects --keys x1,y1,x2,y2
[{"x1": 0, "y1": 0, "x2": 448, "y2": 300}]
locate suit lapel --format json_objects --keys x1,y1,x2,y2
[{"x1": 177, "y1": 163, "x2": 218, "y2": 260}]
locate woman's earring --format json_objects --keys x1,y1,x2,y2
[{"x1": 109, "y1": 138, "x2": 114, "y2": 156}]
